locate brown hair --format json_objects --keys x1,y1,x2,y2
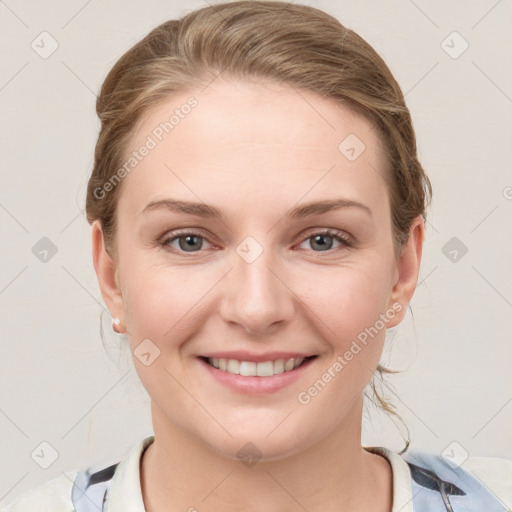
[{"x1": 85, "y1": 0, "x2": 432, "y2": 454}]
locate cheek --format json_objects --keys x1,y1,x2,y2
[
  {"x1": 121, "y1": 246, "x2": 393, "y2": 354},
  {"x1": 296, "y1": 267, "x2": 392, "y2": 412},
  {"x1": 301, "y1": 263, "x2": 391, "y2": 346},
  {"x1": 121, "y1": 259, "x2": 215, "y2": 342}
]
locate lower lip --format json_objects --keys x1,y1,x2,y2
[{"x1": 198, "y1": 356, "x2": 317, "y2": 395}]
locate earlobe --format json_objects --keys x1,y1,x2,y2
[
  {"x1": 91, "y1": 220, "x2": 125, "y2": 332},
  {"x1": 386, "y1": 216, "x2": 425, "y2": 329}
]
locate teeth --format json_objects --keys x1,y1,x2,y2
[
  {"x1": 239, "y1": 361, "x2": 256, "y2": 376},
  {"x1": 273, "y1": 359, "x2": 285, "y2": 374},
  {"x1": 284, "y1": 358, "x2": 295, "y2": 371},
  {"x1": 207, "y1": 357, "x2": 306, "y2": 376},
  {"x1": 256, "y1": 361, "x2": 273, "y2": 377},
  {"x1": 227, "y1": 359, "x2": 240, "y2": 374}
]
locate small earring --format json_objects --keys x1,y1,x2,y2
[{"x1": 112, "y1": 317, "x2": 121, "y2": 333}]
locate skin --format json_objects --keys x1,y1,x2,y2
[{"x1": 92, "y1": 77, "x2": 424, "y2": 512}]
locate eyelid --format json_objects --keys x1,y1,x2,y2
[
  {"x1": 159, "y1": 227, "x2": 212, "y2": 241},
  {"x1": 159, "y1": 228, "x2": 216, "y2": 250},
  {"x1": 299, "y1": 227, "x2": 353, "y2": 244},
  {"x1": 159, "y1": 226, "x2": 354, "y2": 255}
]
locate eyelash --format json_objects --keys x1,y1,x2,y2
[{"x1": 158, "y1": 228, "x2": 354, "y2": 256}]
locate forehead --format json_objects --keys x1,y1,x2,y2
[{"x1": 117, "y1": 77, "x2": 389, "y2": 218}]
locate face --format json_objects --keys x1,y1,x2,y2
[{"x1": 93, "y1": 77, "x2": 423, "y2": 461}]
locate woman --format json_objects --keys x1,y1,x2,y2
[{"x1": 3, "y1": 2, "x2": 510, "y2": 511}]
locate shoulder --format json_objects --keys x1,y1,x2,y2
[
  {"x1": 1, "y1": 470, "x2": 78, "y2": 512},
  {"x1": 402, "y1": 449, "x2": 512, "y2": 511},
  {"x1": 1, "y1": 459, "x2": 122, "y2": 512},
  {"x1": 2, "y1": 436, "x2": 153, "y2": 512}
]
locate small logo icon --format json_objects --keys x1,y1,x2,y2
[
  {"x1": 134, "y1": 338, "x2": 161, "y2": 366},
  {"x1": 338, "y1": 134, "x2": 366, "y2": 161},
  {"x1": 442, "y1": 237, "x2": 468, "y2": 263},
  {"x1": 31, "y1": 31, "x2": 59, "y2": 59},
  {"x1": 237, "y1": 442, "x2": 263, "y2": 467},
  {"x1": 441, "y1": 31, "x2": 469, "y2": 59},
  {"x1": 32, "y1": 237, "x2": 58, "y2": 263},
  {"x1": 441, "y1": 441, "x2": 469, "y2": 468},
  {"x1": 236, "y1": 236, "x2": 263, "y2": 264},
  {"x1": 31, "y1": 441, "x2": 59, "y2": 469}
]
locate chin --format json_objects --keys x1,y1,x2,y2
[{"x1": 202, "y1": 427, "x2": 312, "y2": 464}]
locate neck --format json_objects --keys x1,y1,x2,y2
[{"x1": 140, "y1": 399, "x2": 393, "y2": 512}]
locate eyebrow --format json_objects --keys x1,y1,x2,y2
[{"x1": 142, "y1": 197, "x2": 372, "y2": 220}]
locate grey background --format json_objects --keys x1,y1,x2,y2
[{"x1": 1, "y1": 0, "x2": 511, "y2": 505}]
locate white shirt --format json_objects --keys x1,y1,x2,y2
[{"x1": 2, "y1": 436, "x2": 511, "y2": 511}]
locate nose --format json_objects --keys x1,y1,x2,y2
[{"x1": 219, "y1": 245, "x2": 295, "y2": 336}]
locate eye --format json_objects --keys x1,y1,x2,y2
[
  {"x1": 159, "y1": 228, "x2": 353, "y2": 255},
  {"x1": 160, "y1": 231, "x2": 213, "y2": 253},
  {"x1": 298, "y1": 229, "x2": 353, "y2": 252}
]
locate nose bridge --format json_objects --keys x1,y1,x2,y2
[{"x1": 221, "y1": 235, "x2": 293, "y2": 334}]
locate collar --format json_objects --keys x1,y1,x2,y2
[
  {"x1": 105, "y1": 435, "x2": 154, "y2": 512},
  {"x1": 101, "y1": 437, "x2": 413, "y2": 512},
  {"x1": 365, "y1": 446, "x2": 414, "y2": 512}
]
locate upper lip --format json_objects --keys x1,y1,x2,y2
[{"x1": 199, "y1": 351, "x2": 316, "y2": 363}]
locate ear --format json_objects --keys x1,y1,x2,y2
[
  {"x1": 386, "y1": 215, "x2": 425, "y2": 328},
  {"x1": 91, "y1": 220, "x2": 125, "y2": 332}
]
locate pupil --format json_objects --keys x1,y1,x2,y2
[
  {"x1": 312, "y1": 235, "x2": 332, "y2": 251},
  {"x1": 177, "y1": 235, "x2": 333, "y2": 252},
  {"x1": 180, "y1": 235, "x2": 202, "y2": 251}
]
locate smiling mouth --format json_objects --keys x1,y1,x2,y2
[{"x1": 199, "y1": 355, "x2": 317, "y2": 377}]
